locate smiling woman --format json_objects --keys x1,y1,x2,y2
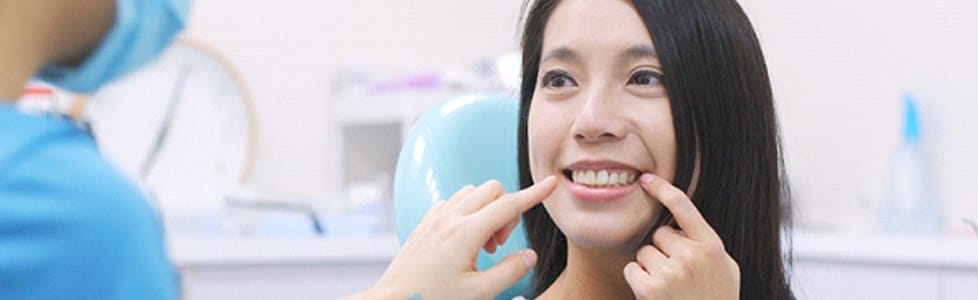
[
  {"x1": 518, "y1": 0, "x2": 793, "y2": 299},
  {"x1": 346, "y1": 0, "x2": 792, "y2": 299}
]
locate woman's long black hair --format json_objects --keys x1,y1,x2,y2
[{"x1": 517, "y1": 0, "x2": 794, "y2": 298}]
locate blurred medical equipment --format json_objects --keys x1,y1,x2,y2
[
  {"x1": 84, "y1": 39, "x2": 319, "y2": 236},
  {"x1": 393, "y1": 94, "x2": 529, "y2": 300},
  {"x1": 965, "y1": 218, "x2": 977, "y2": 236},
  {"x1": 224, "y1": 194, "x2": 325, "y2": 235},
  {"x1": 330, "y1": 52, "x2": 521, "y2": 234},
  {"x1": 878, "y1": 94, "x2": 945, "y2": 236}
]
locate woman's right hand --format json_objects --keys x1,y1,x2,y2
[{"x1": 345, "y1": 176, "x2": 557, "y2": 300}]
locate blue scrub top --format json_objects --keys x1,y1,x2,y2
[{"x1": 0, "y1": 103, "x2": 177, "y2": 299}]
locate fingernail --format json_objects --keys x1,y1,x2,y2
[
  {"x1": 640, "y1": 173, "x2": 655, "y2": 184},
  {"x1": 520, "y1": 249, "x2": 537, "y2": 267}
]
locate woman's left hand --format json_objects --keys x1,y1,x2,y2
[
  {"x1": 345, "y1": 176, "x2": 557, "y2": 300},
  {"x1": 623, "y1": 174, "x2": 740, "y2": 300}
]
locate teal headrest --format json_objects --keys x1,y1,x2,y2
[{"x1": 393, "y1": 93, "x2": 529, "y2": 299}]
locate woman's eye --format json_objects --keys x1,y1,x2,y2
[
  {"x1": 542, "y1": 71, "x2": 577, "y2": 89},
  {"x1": 628, "y1": 69, "x2": 664, "y2": 86}
]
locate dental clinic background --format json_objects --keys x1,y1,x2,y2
[
  {"x1": 25, "y1": 0, "x2": 978, "y2": 299},
  {"x1": 185, "y1": 0, "x2": 978, "y2": 233}
]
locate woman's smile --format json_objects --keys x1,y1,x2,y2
[{"x1": 560, "y1": 159, "x2": 647, "y2": 202}]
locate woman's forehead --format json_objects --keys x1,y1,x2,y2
[{"x1": 541, "y1": 0, "x2": 656, "y2": 60}]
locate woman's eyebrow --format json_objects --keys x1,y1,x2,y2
[
  {"x1": 541, "y1": 45, "x2": 657, "y2": 66},
  {"x1": 541, "y1": 46, "x2": 581, "y2": 65},
  {"x1": 618, "y1": 45, "x2": 658, "y2": 64}
]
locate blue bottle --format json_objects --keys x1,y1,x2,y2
[{"x1": 878, "y1": 94, "x2": 945, "y2": 236}]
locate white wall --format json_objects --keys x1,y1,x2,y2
[
  {"x1": 182, "y1": 0, "x2": 525, "y2": 198},
  {"x1": 743, "y1": 0, "x2": 978, "y2": 234},
  {"x1": 183, "y1": 0, "x2": 978, "y2": 234}
]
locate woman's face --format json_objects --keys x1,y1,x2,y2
[{"x1": 528, "y1": 0, "x2": 677, "y2": 250}]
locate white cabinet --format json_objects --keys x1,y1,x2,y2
[
  {"x1": 791, "y1": 233, "x2": 978, "y2": 300},
  {"x1": 169, "y1": 236, "x2": 398, "y2": 300},
  {"x1": 946, "y1": 273, "x2": 978, "y2": 300},
  {"x1": 179, "y1": 262, "x2": 387, "y2": 299},
  {"x1": 168, "y1": 232, "x2": 977, "y2": 299},
  {"x1": 792, "y1": 262, "x2": 942, "y2": 299}
]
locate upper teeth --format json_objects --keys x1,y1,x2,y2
[{"x1": 571, "y1": 170, "x2": 637, "y2": 187}]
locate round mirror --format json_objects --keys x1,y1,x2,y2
[{"x1": 86, "y1": 38, "x2": 257, "y2": 234}]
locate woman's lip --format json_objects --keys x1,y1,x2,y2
[
  {"x1": 562, "y1": 174, "x2": 640, "y2": 202},
  {"x1": 565, "y1": 160, "x2": 643, "y2": 173}
]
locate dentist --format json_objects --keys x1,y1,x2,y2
[{"x1": 0, "y1": 0, "x2": 188, "y2": 299}]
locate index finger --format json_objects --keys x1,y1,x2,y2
[
  {"x1": 472, "y1": 176, "x2": 557, "y2": 237},
  {"x1": 638, "y1": 173, "x2": 719, "y2": 242}
]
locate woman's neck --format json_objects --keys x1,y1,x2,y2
[{"x1": 537, "y1": 243, "x2": 637, "y2": 300}]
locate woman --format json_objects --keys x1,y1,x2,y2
[
  {"x1": 351, "y1": 0, "x2": 792, "y2": 298},
  {"x1": 518, "y1": 0, "x2": 792, "y2": 298}
]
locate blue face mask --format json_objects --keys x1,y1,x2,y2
[{"x1": 36, "y1": 0, "x2": 190, "y2": 94}]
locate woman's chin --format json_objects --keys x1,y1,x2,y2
[
  {"x1": 559, "y1": 219, "x2": 652, "y2": 251},
  {"x1": 544, "y1": 189, "x2": 661, "y2": 251}
]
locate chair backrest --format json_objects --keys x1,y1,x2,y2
[{"x1": 393, "y1": 93, "x2": 530, "y2": 299}]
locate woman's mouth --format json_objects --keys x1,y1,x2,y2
[
  {"x1": 560, "y1": 162, "x2": 645, "y2": 202},
  {"x1": 565, "y1": 169, "x2": 638, "y2": 187}
]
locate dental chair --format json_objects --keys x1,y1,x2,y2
[{"x1": 393, "y1": 93, "x2": 529, "y2": 299}]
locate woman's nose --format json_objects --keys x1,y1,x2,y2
[{"x1": 571, "y1": 91, "x2": 627, "y2": 143}]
